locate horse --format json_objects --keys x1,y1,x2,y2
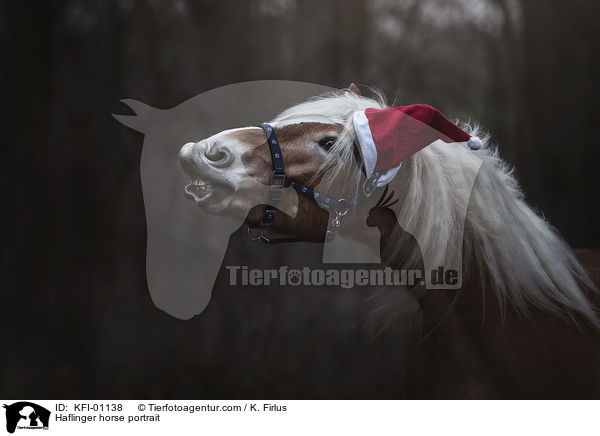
[{"x1": 178, "y1": 83, "x2": 600, "y2": 398}]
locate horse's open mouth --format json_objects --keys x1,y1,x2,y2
[{"x1": 184, "y1": 177, "x2": 217, "y2": 203}]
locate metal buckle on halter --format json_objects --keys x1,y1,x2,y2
[
  {"x1": 362, "y1": 172, "x2": 380, "y2": 197},
  {"x1": 269, "y1": 171, "x2": 286, "y2": 202},
  {"x1": 335, "y1": 198, "x2": 350, "y2": 216},
  {"x1": 261, "y1": 208, "x2": 276, "y2": 226},
  {"x1": 248, "y1": 227, "x2": 272, "y2": 243},
  {"x1": 325, "y1": 198, "x2": 350, "y2": 242},
  {"x1": 248, "y1": 227, "x2": 264, "y2": 241}
]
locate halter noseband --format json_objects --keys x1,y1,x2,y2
[{"x1": 247, "y1": 123, "x2": 352, "y2": 244}]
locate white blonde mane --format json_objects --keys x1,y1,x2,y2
[{"x1": 272, "y1": 90, "x2": 599, "y2": 327}]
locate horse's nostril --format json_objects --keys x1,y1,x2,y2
[{"x1": 204, "y1": 147, "x2": 227, "y2": 162}]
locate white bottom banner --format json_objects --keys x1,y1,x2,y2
[{"x1": 0, "y1": 400, "x2": 597, "y2": 435}]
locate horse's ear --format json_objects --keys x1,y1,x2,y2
[
  {"x1": 348, "y1": 83, "x2": 361, "y2": 96},
  {"x1": 112, "y1": 99, "x2": 161, "y2": 133}
]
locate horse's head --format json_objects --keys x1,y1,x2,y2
[
  {"x1": 178, "y1": 123, "x2": 341, "y2": 214},
  {"x1": 179, "y1": 84, "x2": 368, "y2": 241}
]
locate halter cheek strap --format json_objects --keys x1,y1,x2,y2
[
  {"x1": 259, "y1": 123, "x2": 286, "y2": 227},
  {"x1": 248, "y1": 123, "x2": 349, "y2": 243}
]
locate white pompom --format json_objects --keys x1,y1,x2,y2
[{"x1": 467, "y1": 136, "x2": 483, "y2": 150}]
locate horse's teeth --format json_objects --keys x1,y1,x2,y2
[{"x1": 189, "y1": 177, "x2": 212, "y2": 190}]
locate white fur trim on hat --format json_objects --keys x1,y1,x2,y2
[{"x1": 352, "y1": 110, "x2": 377, "y2": 178}]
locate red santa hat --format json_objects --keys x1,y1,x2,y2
[{"x1": 353, "y1": 104, "x2": 482, "y2": 194}]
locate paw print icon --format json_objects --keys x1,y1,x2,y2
[{"x1": 287, "y1": 269, "x2": 302, "y2": 286}]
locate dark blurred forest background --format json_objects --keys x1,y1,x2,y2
[{"x1": 2, "y1": 0, "x2": 599, "y2": 398}]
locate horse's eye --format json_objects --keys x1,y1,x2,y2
[{"x1": 318, "y1": 136, "x2": 337, "y2": 151}]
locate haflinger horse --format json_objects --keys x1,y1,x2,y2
[{"x1": 178, "y1": 83, "x2": 600, "y2": 399}]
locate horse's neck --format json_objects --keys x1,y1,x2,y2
[
  {"x1": 407, "y1": 282, "x2": 510, "y2": 398},
  {"x1": 412, "y1": 275, "x2": 488, "y2": 352},
  {"x1": 370, "y1": 211, "x2": 503, "y2": 395}
]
